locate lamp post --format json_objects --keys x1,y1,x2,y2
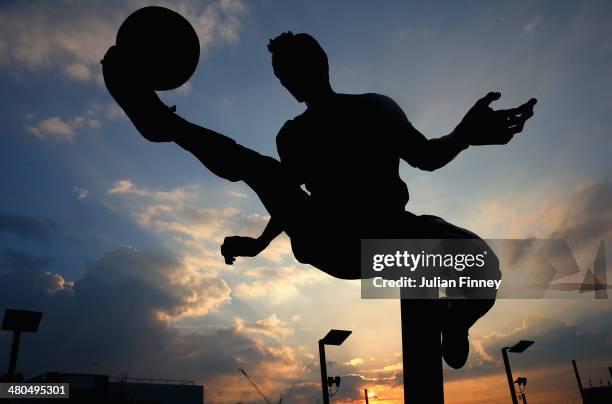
[
  {"x1": 319, "y1": 329, "x2": 351, "y2": 404},
  {"x1": 501, "y1": 340, "x2": 534, "y2": 404},
  {"x1": 1, "y1": 309, "x2": 43, "y2": 381}
]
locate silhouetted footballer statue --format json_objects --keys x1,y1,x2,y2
[{"x1": 102, "y1": 32, "x2": 536, "y2": 370}]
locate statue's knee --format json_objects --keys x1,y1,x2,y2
[{"x1": 291, "y1": 239, "x2": 312, "y2": 264}]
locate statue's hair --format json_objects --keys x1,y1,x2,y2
[
  {"x1": 267, "y1": 31, "x2": 328, "y2": 75},
  {"x1": 267, "y1": 31, "x2": 297, "y2": 54}
]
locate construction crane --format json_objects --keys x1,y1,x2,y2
[{"x1": 238, "y1": 368, "x2": 282, "y2": 404}]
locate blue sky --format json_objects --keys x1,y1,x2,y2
[{"x1": 1, "y1": 1, "x2": 611, "y2": 403}]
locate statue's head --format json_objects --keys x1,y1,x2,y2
[{"x1": 268, "y1": 32, "x2": 329, "y2": 103}]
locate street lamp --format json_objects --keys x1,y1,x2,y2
[
  {"x1": 1, "y1": 309, "x2": 43, "y2": 381},
  {"x1": 501, "y1": 340, "x2": 534, "y2": 404},
  {"x1": 319, "y1": 329, "x2": 351, "y2": 404}
]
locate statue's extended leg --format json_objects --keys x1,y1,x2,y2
[
  {"x1": 175, "y1": 130, "x2": 307, "y2": 223},
  {"x1": 399, "y1": 214, "x2": 500, "y2": 322},
  {"x1": 175, "y1": 130, "x2": 350, "y2": 273}
]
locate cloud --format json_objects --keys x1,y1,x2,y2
[
  {"x1": 0, "y1": 244, "x2": 323, "y2": 401},
  {"x1": 344, "y1": 357, "x2": 364, "y2": 367},
  {"x1": 27, "y1": 117, "x2": 77, "y2": 140},
  {"x1": 234, "y1": 313, "x2": 294, "y2": 340},
  {"x1": 0, "y1": 246, "x2": 236, "y2": 374},
  {"x1": 474, "y1": 181, "x2": 612, "y2": 239},
  {"x1": 93, "y1": 246, "x2": 232, "y2": 320},
  {"x1": 107, "y1": 179, "x2": 191, "y2": 201},
  {"x1": 0, "y1": 0, "x2": 248, "y2": 84},
  {"x1": 131, "y1": 203, "x2": 267, "y2": 246},
  {"x1": 0, "y1": 266, "x2": 73, "y2": 299},
  {"x1": 333, "y1": 373, "x2": 401, "y2": 402},
  {"x1": 550, "y1": 181, "x2": 612, "y2": 239},
  {"x1": 234, "y1": 265, "x2": 329, "y2": 303},
  {"x1": 280, "y1": 381, "x2": 321, "y2": 403},
  {"x1": 105, "y1": 179, "x2": 296, "y2": 267},
  {"x1": 108, "y1": 179, "x2": 137, "y2": 194},
  {"x1": 88, "y1": 101, "x2": 127, "y2": 121},
  {"x1": 257, "y1": 234, "x2": 293, "y2": 263},
  {"x1": 73, "y1": 186, "x2": 89, "y2": 200},
  {"x1": 439, "y1": 310, "x2": 612, "y2": 401},
  {"x1": 25, "y1": 100, "x2": 124, "y2": 141},
  {"x1": 65, "y1": 63, "x2": 93, "y2": 81},
  {"x1": 455, "y1": 315, "x2": 612, "y2": 383},
  {"x1": 281, "y1": 373, "x2": 401, "y2": 403},
  {"x1": 521, "y1": 16, "x2": 542, "y2": 35},
  {"x1": 0, "y1": 213, "x2": 58, "y2": 241},
  {"x1": 227, "y1": 189, "x2": 249, "y2": 199},
  {"x1": 27, "y1": 115, "x2": 99, "y2": 142}
]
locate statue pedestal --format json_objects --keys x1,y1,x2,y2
[{"x1": 400, "y1": 289, "x2": 444, "y2": 403}]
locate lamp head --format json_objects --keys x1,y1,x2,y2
[
  {"x1": 509, "y1": 340, "x2": 534, "y2": 353},
  {"x1": 1, "y1": 309, "x2": 42, "y2": 333},
  {"x1": 320, "y1": 329, "x2": 352, "y2": 346}
]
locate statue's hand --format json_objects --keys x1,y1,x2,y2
[
  {"x1": 101, "y1": 46, "x2": 143, "y2": 101},
  {"x1": 221, "y1": 236, "x2": 267, "y2": 265},
  {"x1": 102, "y1": 46, "x2": 175, "y2": 143},
  {"x1": 457, "y1": 92, "x2": 537, "y2": 146}
]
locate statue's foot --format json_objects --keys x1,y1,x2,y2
[{"x1": 441, "y1": 300, "x2": 470, "y2": 369}]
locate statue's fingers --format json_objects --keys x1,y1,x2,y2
[
  {"x1": 518, "y1": 98, "x2": 536, "y2": 119},
  {"x1": 514, "y1": 105, "x2": 535, "y2": 126},
  {"x1": 498, "y1": 98, "x2": 536, "y2": 117},
  {"x1": 515, "y1": 98, "x2": 537, "y2": 111},
  {"x1": 476, "y1": 91, "x2": 501, "y2": 108}
]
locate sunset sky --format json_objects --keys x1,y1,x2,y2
[{"x1": 0, "y1": 1, "x2": 611, "y2": 403}]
